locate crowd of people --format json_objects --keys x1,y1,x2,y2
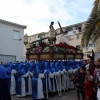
[
  {"x1": 71, "y1": 56, "x2": 100, "y2": 100},
  {"x1": 0, "y1": 56, "x2": 100, "y2": 100},
  {"x1": 0, "y1": 60, "x2": 82, "y2": 100}
]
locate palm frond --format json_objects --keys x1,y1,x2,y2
[{"x1": 81, "y1": 0, "x2": 100, "y2": 47}]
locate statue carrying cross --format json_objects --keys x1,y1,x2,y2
[{"x1": 49, "y1": 21, "x2": 69, "y2": 45}]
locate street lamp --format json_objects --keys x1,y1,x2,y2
[{"x1": 24, "y1": 33, "x2": 28, "y2": 45}]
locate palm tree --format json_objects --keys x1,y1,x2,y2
[{"x1": 81, "y1": 0, "x2": 100, "y2": 47}]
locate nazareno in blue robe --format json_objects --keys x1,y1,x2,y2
[
  {"x1": 32, "y1": 61, "x2": 44, "y2": 100},
  {"x1": 49, "y1": 61, "x2": 56, "y2": 92},
  {"x1": 42, "y1": 61, "x2": 51, "y2": 92},
  {"x1": 0, "y1": 64, "x2": 11, "y2": 100},
  {"x1": 15, "y1": 63, "x2": 26, "y2": 96}
]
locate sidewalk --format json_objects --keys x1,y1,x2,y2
[{"x1": 11, "y1": 90, "x2": 77, "y2": 100}]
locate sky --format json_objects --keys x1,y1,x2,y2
[{"x1": 0, "y1": 0, "x2": 94, "y2": 35}]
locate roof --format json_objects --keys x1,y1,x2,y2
[
  {"x1": 66, "y1": 21, "x2": 85, "y2": 27},
  {"x1": 29, "y1": 32, "x2": 48, "y2": 37},
  {"x1": 0, "y1": 19, "x2": 27, "y2": 29}
]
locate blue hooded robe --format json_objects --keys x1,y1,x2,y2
[
  {"x1": 0, "y1": 65, "x2": 11, "y2": 100},
  {"x1": 15, "y1": 63, "x2": 26, "y2": 97},
  {"x1": 49, "y1": 61, "x2": 56, "y2": 92},
  {"x1": 32, "y1": 61, "x2": 44, "y2": 100}
]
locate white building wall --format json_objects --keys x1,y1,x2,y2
[
  {"x1": 68, "y1": 34, "x2": 82, "y2": 46},
  {"x1": 0, "y1": 23, "x2": 25, "y2": 62}
]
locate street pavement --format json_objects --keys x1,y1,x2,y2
[{"x1": 11, "y1": 90, "x2": 77, "y2": 100}]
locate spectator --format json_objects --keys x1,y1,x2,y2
[
  {"x1": 78, "y1": 68, "x2": 86, "y2": 82},
  {"x1": 82, "y1": 60, "x2": 87, "y2": 71},
  {"x1": 97, "y1": 81, "x2": 100, "y2": 100},
  {"x1": 84, "y1": 75, "x2": 93, "y2": 100},
  {"x1": 1, "y1": 61, "x2": 5, "y2": 65},
  {"x1": 94, "y1": 66, "x2": 99, "y2": 77},
  {"x1": 86, "y1": 69, "x2": 93, "y2": 81},
  {"x1": 71, "y1": 74, "x2": 85, "y2": 100},
  {"x1": 88, "y1": 56, "x2": 96, "y2": 76},
  {"x1": 96, "y1": 58, "x2": 100, "y2": 68},
  {"x1": 92, "y1": 58, "x2": 100, "y2": 100}
]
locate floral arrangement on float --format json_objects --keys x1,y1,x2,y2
[
  {"x1": 25, "y1": 41, "x2": 82, "y2": 54},
  {"x1": 75, "y1": 45, "x2": 83, "y2": 53}
]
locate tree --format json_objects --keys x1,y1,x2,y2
[{"x1": 81, "y1": 0, "x2": 100, "y2": 47}]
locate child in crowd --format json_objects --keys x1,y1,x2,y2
[
  {"x1": 84, "y1": 75, "x2": 93, "y2": 100},
  {"x1": 86, "y1": 69, "x2": 93, "y2": 81},
  {"x1": 78, "y1": 68, "x2": 86, "y2": 82}
]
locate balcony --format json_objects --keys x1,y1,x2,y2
[
  {"x1": 83, "y1": 47, "x2": 95, "y2": 53},
  {"x1": 73, "y1": 30, "x2": 82, "y2": 35}
]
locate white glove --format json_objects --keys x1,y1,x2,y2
[
  {"x1": 60, "y1": 71, "x2": 64, "y2": 75},
  {"x1": 55, "y1": 72, "x2": 60, "y2": 76},
  {"x1": 53, "y1": 72, "x2": 55, "y2": 75},
  {"x1": 49, "y1": 72, "x2": 54, "y2": 78},
  {"x1": 29, "y1": 72, "x2": 33, "y2": 77},
  {"x1": 63, "y1": 69, "x2": 67, "y2": 74},
  {"x1": 21, "y1": 71, "x2": 29, "y2": 78},
  {"x1": 85, "y1": 64, "x2": 89, "y2": 70},
  {"x1": 44, "y1": 70, "x2": 47, "y2": 74}
]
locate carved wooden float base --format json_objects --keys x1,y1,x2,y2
[{"x1": 26, "y1": 53, "x2": 83, "y2": 61}]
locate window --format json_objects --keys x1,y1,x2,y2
[
  {"x1": 76, "y1": 35, "x2": 79, "y2": 39},
  {"x1": 0, "y1": 55, "x2": 16, "y2": 63},
  {"x1": 93, "y1": 44, "x2": 95, "y2": 47},
  {"x1": 88, "y1": 43, "x2": 95, "y2": 47},
  {"x1": 34, "y1": 37, "x2": 36, "y2": 39},
  {"x1": 78, "y1": 27, "x2": 82, "y2": 32},
  {"x1": 38, "y1": 35, "x2": 45, "y2": 39},
  {"x1": 98, "y1": 1, "x2": 100, "y2": 8},
  {"x1": 88, "y1": 43, "x2": 92, "y2": 47},
  {"x1": 13, "y1": 30, "x2": 20, "y2": 39}
]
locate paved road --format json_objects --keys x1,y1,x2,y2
[{"x1": 11, "y1": 90, "x2": 77, "y2": 100}]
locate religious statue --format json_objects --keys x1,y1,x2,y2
[
  {"x1": 60, "y1": 36, "x2": 69, "y2": 45},
  {"x1": 58, "y1": 21, "x2": 69, "y2": 45},
  {"x1": 49, "y1": 21, "x2": 55, "y2": 30},
  {"x1": 49, "y1": 21, "x2": 56, "y2": 45},
  {"x1": 26, "y1": 42, "x2": 31, "y2": 49},
  {"x1": 49, "y1": 21, "x2": 69, "y2": 45}
]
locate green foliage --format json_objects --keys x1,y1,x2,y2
[
  {"x1": 43, "y1": 47, "x2": 50, "y2": 53},
  {"x1": 75, "y1": 45, "x2": 83, "y2": 53},
  {"x1": 82, "y1": 0, "x2": 100, "y2": 46}
]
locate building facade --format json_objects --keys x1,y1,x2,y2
[{"x1": 0, "y1": 19, "x2": 27, "y2": 63}]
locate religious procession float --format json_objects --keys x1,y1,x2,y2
[
  {"x1": 25, "y1": 21, "x2": 83, "y2": 61},
  {"x1": 0, "y1": 22, "x2": 84, "y2": 100}
]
